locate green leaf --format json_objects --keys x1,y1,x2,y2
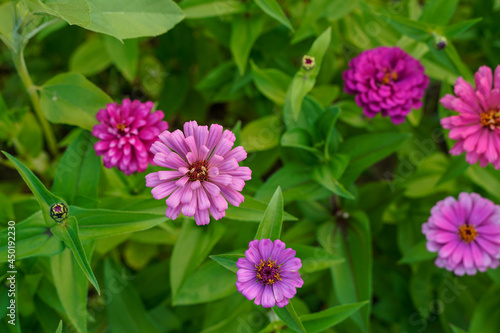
[
  {"x1": 0, "y1": 211, "x2": 64, "y2": 262},
  {"x1": 210, "y1": 254, "x2": 245, "y2": 273},
  {"x1": 24, "y1": 0, "x2": 91, "y2": 27},
  {"x1": 398, "y1": 240, "x2": 437, "y2": 264},
  {"x1": 51, "y1": 248, "x2": 89, "y2": 333},
  {"x1": 175, "y1": 261, "x2": 236, "y2": 305},
  {"x1": 340, "y1": 132, "x2": 411, "y2": 184},
  {"x1": 281, "y1": 128, "x2": 323, "y2": 157},
  {"x1": 39, "y1": 72, "x2": 113, "y2": 131},
  {"x1": 69, "y1": 37, "x2": 111, "y2": 76},
  {"x1": 469, "y1": 285, "x2": 500, "y2": 333},
  {"x1": 442, "y1": 18, "x2": 482, "y2": 38},
  {"x1": 254, "y1": 187, "x2": 283, "y2": 240},
  {"x1": 312, "y1": 162, "x2": 354, "y2": 199},
  {"x1": 230, "y1": 14, "x2": 265, "y2": 74},
  {"x1": 55, "y1": 321, "x2": 63, "y2": 333},
  {"x1": 466, "y1": 165, "x2": 500, "y2": 202},
  {"x1": 300, "y1": 301, "x2": 369, "y2": 333},
  {"x1": 313, "y1": 106, "x2": 341, "y2": 158},
  {"x1": 293, "y1": 245, "x2": 344, "y2": 273},
  {"x1": 253, "y1": 0, "x2": 293, "y2": 31},
  {"x1": 103, "y1": 35, "x2": 139, "y2": 82},
  {"x1": 2, "y1": 151, "x2": 66, "y2": 226},
  {"x1": 50, "y1": 216, "x2": 100, "y2": 294},
  {"x1": 383, "y1": 15, "x2": 432, "y2": 42},
  {"x1": 171, "y1": 222, "x2": 225, "y2": 302},
  {"x1": 240, "y1": 115, "x2": 281, "y2": 152},
  {"x1": 17, "y1": 112, "x2": 44, "y2": 157},
  {"x1": 52, "y1": 131, "x2": 100, "y2": 208},
  {"x1": 250, "y1": 61, "x2": 291, "y2": 105},
  {"x1": 0, "y1": 2, "x2": 17, "y2": 51},
  {"x1": 225, "y1": 196, "x2": 297, "y2": 222},
  {"x1": 450, "y1": 324, "x2": 468, "y2": 333},
  {"x1": 274, "y1": 301, "x2": 306, "y2": 333},
  {"x1": 284, "y1": 27, "x2": 331, "y2": 121},
  {"x1": 436, "y1": 155, "x2": 469, "y2": 186},
  {"x1": 71, "y1": 206, "x2": 166, "y2": 240},
  {"x1": 104, "y1": 258, "x2": 161, "y2": 333},
  {"x1": 180, "y1": 0, "x2": 246, "y2": 19},
  {"x1": 420, "y1": 0, "x2": 459, "y2": 26}
]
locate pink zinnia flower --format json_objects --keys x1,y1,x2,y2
[
  {"x1": 145, "y1": 121, "x2": 251, "y2": 225},
  {"x1": 343, "y1": 46, "x2": 429, "y2": 124},
  {"x1": 92, "y1": 99, "x2": 168, "y2": 175},
  {"x1": 440, "y1": 66, "x2": 500, "y2": 169},
  {"x1": 422, "y1": 192, "x2": 500, "y2": 276},
  {"x1": 236, "y1": 239, "x2": 303, "y2": 308}
]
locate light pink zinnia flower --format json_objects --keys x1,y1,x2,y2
[
  {"x1": 422, "y1": 192, "x2": 500, "y2": 276},
  {"x1": 236, "y1": 239, "x2": 303, "y2": 308},
  {"x1": 441, "y1": 66, "x2": 500, "y2": 169},
  {"x1": 92, "y1": 99, "x2": 168, "y2": 175},
  {"x1": 145, "y1": 121, "x2": 251, "y2": 225}
]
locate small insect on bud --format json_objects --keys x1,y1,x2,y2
[
  {"x1": 433, "y1": 34, "x2": 447, "y2": 50},
  {"x1": 302, "y1": 55, "x2": 316, "y2": 71},
  {"x1": 50, "y1": 203, "x2": 69, "y2": 223}
]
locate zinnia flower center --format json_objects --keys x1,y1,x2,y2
[
  {"x1": 187, "y1": 160, "x2": 209, "y2": 181},
  {"x1": 381, "y1": 69, "x2": 399, "y2": 85},
  {"x1": 480, "y1": 110, "x2": 500, "y2": 130},
  {"x1": 255, "y1": 259, "x2": 281, "y2": 285},
  {"x1": 458, "y1": 224, "x2": 478, "y2": 243}
]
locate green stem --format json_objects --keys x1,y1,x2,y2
[{"x1": 12, "y1": 49, "x2": 58, "y2": 157}]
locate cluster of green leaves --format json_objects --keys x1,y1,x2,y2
[{"x1": 1, "y1": 0, "x2": 500, "y2": 332}]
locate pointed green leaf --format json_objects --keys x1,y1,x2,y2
[
  {"x1": 442, "y1": 18, "x2": 482, "y2": 38},
  {"x1": 300, "y1": 301, "x2": 369, "y2": 332},
  {"x1": 284, "y1": 27, "x2": 331, "y2": 121},
  {"x1": 255, "y1": 187, "x2": 283, "y2": 240},
  {"x1": 2, "y1": 151, "x2": 66, "y2": 226},
  {"x1": 230, "y1": 14, "x2": 265, "y2": 74},
  {"x1": 449, "y1": 324, "x2": 468, "y2": 333},
  {"x1": 436, "y1": 155, "x2": 469, "y2": 186},
  {"x1": 383, "y1": 15, "x2": 432, "y2": 42},
  {"x1": 253, "y1": 0, "x2": 293, "y2": 31},
  {"x1": 210, "y1": 254, "x2": 245, "y2": 273},
  {"x1": 50, "y1": 216, "x2": 100, "y2": 294},
  {"x1": 225, "y1": 195, "x2": 297, "y2": 222},
  {"x1": 312, "y1": 162, "x2": 354, "y2": 200},
  {"x1": 52, "y1": 131, "x2": 100, "y2": 208},
  {"x1": 274, "y1": 301, "x2": 306, "y2": 333},
  {"x1": 171, "y1": 222, "x2": 225, "y2": 302},
  {"x1": 420, "y1": 0, "x2": 459, "y2": 26},
  {"x1": 281, "y1": 128, "x2": 323, "y2": 157},
  {"x1": 55, "y1": 321, "x2": 63, "y2": 333},
  {"x1": 250, "y1": 61, "x2": 291, "y2": 105},
  {"x1": 398, "y1": 240, "x2": 437, "y2": 264}
]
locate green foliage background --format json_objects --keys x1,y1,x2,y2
[{"x1": 1, "y1": 0, "x2": 500, "y2": 332}]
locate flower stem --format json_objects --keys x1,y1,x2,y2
[{"x1": 11, "y1": 49, "x2": 58, "y2": 157}]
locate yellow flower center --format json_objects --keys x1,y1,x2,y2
[
  {"x1": 480, "y1": 110, "x2": 500, "y2": 130},
  {"x1": 116, "y1": 123, "x2": 127, "y2": 131},
  {"x1": 458, "y1": 224, "x2": 478, "y2": 243},
  {"x1": 381, "y1": 69, "x2": 398, "y2": 85},
  {"x1": 255, "y1": 259, "x2": 281, "y2": 285}
]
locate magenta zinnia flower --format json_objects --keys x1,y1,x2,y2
[
  {"x1": 441, "y1": 66, "x2": 500, "y2": 169},
  {"x1": 145, "y1": 121, "x2": 251, "y2": 225},
  {"x1": 422, "y1": 192, "x2": 500, "y2": 275},
  {"x1": 343, "y1": 46, "x2": 429, "y2": 124},
  {"x1": 92, "y1": 99, "x2": 168, "y2": 175},
  {"x1": 236, "y1": 239, "x2": 303, "y2": 308}
]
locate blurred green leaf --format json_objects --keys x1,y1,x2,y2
[
  {"x1": 180, "y1": 0, "x2": 246, "y2": 19},
  {"x1": 450, "y1": 323, "x2": 468, "y2": 333},
  {"x1": 175, "y1": 261, "x2": 236, "y2": 305},
  {"x1": 293, "y1": 245, "x2": 344, "y2": 273},
  {"x1": 171, "y1": 222, "x2": 225, "y2": 302},
  {"x1": 383, "y1": 15, "x2": 432, "y2": 42},
  {"x1": 17, "y1": 112, "x2": 43, "y2": 157},
  {"x1": 50, "y1": 216, "x2": 100, "y2": 294},
  {"x1": 255, "y1": 186, "x2": 283, "y2": 240},
  {"x1": 442, "y1": 18, "x2": 482, "y2": 38},
  {"x1": 314, "y1": 106, "x2": 341, "y2": 158},
  {"x1": 253, "y1": 0, "x2": 293, "y2": 31},
  {"x1": 281, "y1": 128, "x2": 322, "y2": 157},
  {"x1": 2, "y1": 151, "x2": 66, "y2": 226},
  {"x1": 274, "y1": 301, "x2": 306, "y2": 333},
  {"x1": 104, "y1": 258, "x2": 161, "y2": 333},
  {"x1": 398, "y1": 240, "x2": 437, "y2": 264},
  {"x1": 240, "y1": 114, "x2": 281, "y2": 152},
  {"x1": 39, "y1": 72, "x2": 113, "y2": 131},
  {"x1": 103, "y1": 35, "x2": 139, "y2": 81},
  {"x1": 52, "y1": 131, "x2": 100, "y2": 208},
  {"x1": 55, "y1": 321, "x2": 63, "y2": 333},
  {"x1": 436, "y1": 155, "x2": 469, "y2": 186},
  {"x1": 466, "y1": 165, "x2": 500, "y2": 202},
  {"x1": 69, "y1": 37, "x2": 111, "y2": 76},
  {"x1": 250, "y1": 61, "x2": 291, "y2": 105},
  {"x1": 24, "y1": 0, "x2": 91, "y2": 26},
  {"x1": 225, "y1": 195, "x2": 297, "y2": 222},
  {"x1": 230, "y1": 14, "x2": 265, "y2": 74},
  {"x1": 300, "y1": 301, "x2": 369, "y2": 332},
  {"x1": 312, "y1": 158, "x2": 353, "y2": 199},
  {"x1": 0, "y1": 2, "x2": 16, "y2": 50},
  {"x1": 210, "y1": 253, "x2": 244, "y2": 273},
  {"x1": 469, "y1": 285, "x2": 500, "y2": 333},
  {"x1": 420, "y1": 0, "x2": 459, "y2": 26}
]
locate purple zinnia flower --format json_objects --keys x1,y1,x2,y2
[
  {"x1": 145, "y1": 121, "x2": 251, "y2": 225},
  {"x1": 343, "y1": 46, "x2": 429, "y2": 124},
  {"x1": 440, "y1": 66, "x2": 500, "y2": 169},
  {"x1": 422, "y1": 192, "x2": 500, "y2": 275},
  {"x1": 236, "y1": 239, "x2": 303, "y2": 308},
  {"x1": 92, "y1": 99, "x2": 168, "y2": 175}
]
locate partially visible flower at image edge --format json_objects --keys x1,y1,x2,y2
[
  {"x1": 440, "y1": 65, "x2": 500, "y2": 169},
  {"x1": 146, "y1": 120, "x2": 251, "y2": 225},
  {"x1": 422, "y1": 192, "x2": 500, "y2": 275},
  {"x1": 92, "y1": 99, "x2": 168, "y2": 175},
  {"x1": 343, "y1": 46, "x2": 429, "y2": 125},
  {"x1": 236, "y1": 239, "x2": 303, "y2": 308}
]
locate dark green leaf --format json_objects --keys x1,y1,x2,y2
[
  {"x1": 230, "y1": 14, "x2": 265, "y2": 75},
  {"x1": 442, "y1": 18, "x2": 482, "y2": 38},
  {"x1": 293, "y1": 245, "x2": 344, "y2": 273},
  {"x1": 274, "y1": 301, "x2": 306, "y2": 333},
  {"x1": 69, "y1": 37, "x2": 111, "y2": 76},
  {"x1": 255, "y1": 187, "x2": 283, "y2": 240},
  {"x1": 312, "y1": 160, "x2": 353, "y2": 199},
  {"x1": 225, "y1": 196, "x2": 297, "y2": 222},
  {"x1": 469, "y1": 285, "x2": 500, "y2": 333},
  {"x1": 210, "y1": 253, "x2": 245, "y2": 273},
  {"x1": 103, "y1": 35, "x2": 139, "y2": 81},
  {"x1": 300, "y1": 301, "x2": 369, "y2": 332},
  {"x1": 436, "y1": 156, "x2": 469, "y2": 186},
  {"x1": 398, "y1": 240, "x2": 437, "y2": 264},
  {"x1": 253, "y1": 0, "x2": 293, "y2": 31},
  {"x1": 250, "y1": 61, "x2": 291, "y2": 105}
]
